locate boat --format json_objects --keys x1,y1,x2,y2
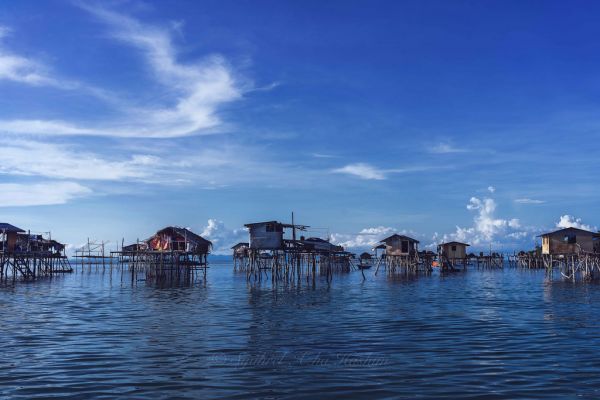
[{"x1": 357, "y1": 263, "x2": 372, "y2": 270}]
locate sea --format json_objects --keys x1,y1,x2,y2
[{"x1": 1, "y1": 262, "x2": 600, "y2": 399}]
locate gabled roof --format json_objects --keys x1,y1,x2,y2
[
  {"x1": 244, "y1": 221, "x2": 309, "y2": 230},
  {"x1": 537, "y1": 227, "x2": 597, "y2": 238},
  {"x1": 380, "y1": 234, "x2": 420, "y2": 244},
  {"x1": 231, "y1": 242, "x2": 249, "y2": 249},
  {"x1": 0, "y1": 223, "x2": 25, "y2": 233},
  {"x1": 155, "y1": 226, "x2": 212, "y2": 246},
  {"x1": 439, "y1": 241, "x2": 470, "y2": 247}
]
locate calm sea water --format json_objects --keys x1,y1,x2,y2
[{"x1": 2, "y1": 263, "x2": 600, "y2": 399}]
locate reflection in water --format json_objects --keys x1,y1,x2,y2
[{"x1": 2, "y1": 263, "x2": 600, "y2": 398}]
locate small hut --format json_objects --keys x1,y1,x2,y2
[
  {"x1": 244, "y1": 221, "x2": 307, "y2": 250},
  {"x1": 147, "y1": 226, "x2": 212, "y2": 254},
  {"x1": 359, "y1": 252, "x2": 373, "y2": 261},
  {"x1": 538, "y1": 227, "x2": 598, "y2": 255},
  {"x1": 20, "y1": 235, "x2": 66, "y2": 255},
  {"x1": 379, "y1": 234, "x2": 419, "y2": 256},
  {"x1": 231, "y1": 242, "x2": 250, "y2": 258},
  {"x1": 0, "y1": 223, "x2": 26, "y2": 253},
  {"x1": 438, "y1": 241, "x2": 470, "y2": 260}
]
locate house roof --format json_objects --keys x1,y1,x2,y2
[
  {"x1": 302, "y1": 237, "x2": 329, "y2": 243},
  {"x1": 244, "y1": 221, "x2": 309, "y2": 230},
  {"x1": 231, "y1": 242, "x2": 249, "y2": 249},
  {"x1": 380, "y1": 234, "x2": 420, "y2": 244},
  {"x1": 439, "y1": 241, "x2": 470, "y2": 247},
  {"x1": 154, "y1": 226, "x2": 212, "y2": 246},
  {"x1": 0, "y1": 223, "x2": 25, "y2": 233},
  {"x1": 536, "y1": 227, "x2": 597, "y2": 238}
]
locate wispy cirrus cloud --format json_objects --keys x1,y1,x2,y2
[
  {"x1": 429, "y1": 142, "x2": 468, "y2": 154},
  {"x1": 331, "y1": 162, "x2": 440, "y2": 180},
  {"x1": 0, "y1": 138, "x2": 323, "y2": 189},
  {"x1": 0, "y1": 26, "x2": 58, "y2": 87},
  {"x1": 0, "y1": 182, "x2": 92, "y2": 207},
  {"x1": 0, "y1": 140, "x2": 158, "y2": 181},
  {"x1": 332, "y1": 163, "x2": 386, "y2": 180},
  {"x1": 0, "y1": 25, "x2": 119, "y2": 103},
  {"x1": 0, "y1": 4, "x2": 245, "y2": 139},
  {"x1": 515, "y1": 198, "x2": 545, "y2": 205}
]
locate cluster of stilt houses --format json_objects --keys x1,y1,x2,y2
[
  {"x1": 511, "y1": 227, "x2": 600, "y2": 281},
  {"x1": 232, "y1": 220, "x2": 353, "y2": 282},
  {"x1": 2, "y1": 218, "x2": 600, "y2": 283},
  {"x1": 0, "y1": 223, "x2": 71, "y2": 281}
]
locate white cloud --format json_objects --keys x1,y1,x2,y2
[
  {"x1": 487, "y1": 186, "x2": 496, "y2": 193},
  {"x1": 332, "y1": 163, "x2": 386, "y2": 180},
  {"x1": 429, "y1": 142, "x2": 467, "y2": 154},
  {"x1": 331, "y1": 163, "x2": 438, "y2": 180},
  {"x1": 0, "y1": 26, "x2": 57, "y2": 86},
  {"x1": 556, "y1": 215, "x2": 596, "y2": 231},
  {"x1": 358, "y1": 226, "x2": 394, "y2": 235},
  {"x1": 311, "y1": 153, "x2": 338, "y2": 158},
  {"x1": 0, "y1": 182, "x2": 91, "y2": 207},
  {"x1": 200, "y1": 219, "x2": 247, "y2": 255},
  {"x1": 331, "y1": 226, "x2": 419, "y2": 251},
  {"x1": 0, "y1": 26, "x2": 116, "y2": 100},
  {"x1": 436, "y1": 195, "x2": 535, "y2": 249},
  {"x1": 515, "y1": 198, "x2": 545, "y2": 204},
  {"x1": 0, "y1": 6, "x2": 245, "y2": 139},
  {"x1": 0, "y1": 140, "x2": 159, "y2": 180}
]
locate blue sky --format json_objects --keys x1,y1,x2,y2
[{"x1": 0, "y1": 0, "x2": 599, "y2": 253}]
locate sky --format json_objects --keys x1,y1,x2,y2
[{"x1": 0, "y1": 0, "x2": 599, "y2": 254}]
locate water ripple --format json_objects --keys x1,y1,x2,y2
[{"x1": 2, "y1": 266, "x2": 600, "y2": 398}]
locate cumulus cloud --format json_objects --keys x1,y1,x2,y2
[
  {"x1": 487, "y1": 186, "x2": 496, "y2": 193},
  {"x1": 0, "y1": 182, "x2": 91, "y2": 206},
  {"x1": 330, "y1": 226, "x2": 421, "y2": 251},
  {"x1": 435, "y1": 194, "x2": 535, "y2": 249},
  {"x1": 556, "y1": 215, "x2": 596, "y2": 231},
  {"x1": 200, "y1": 219, "x2": 247, "y2": 255}
]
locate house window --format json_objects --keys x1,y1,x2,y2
[
  {"x1": 401, "y1": 240, "x2": 409, "y2": 253},
  {"x1": 451, "y1": 245, "x2": 457, "y2": 252},
  {"x1": 564, "y1": 234, "x2": 576, "y2": 244}
]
